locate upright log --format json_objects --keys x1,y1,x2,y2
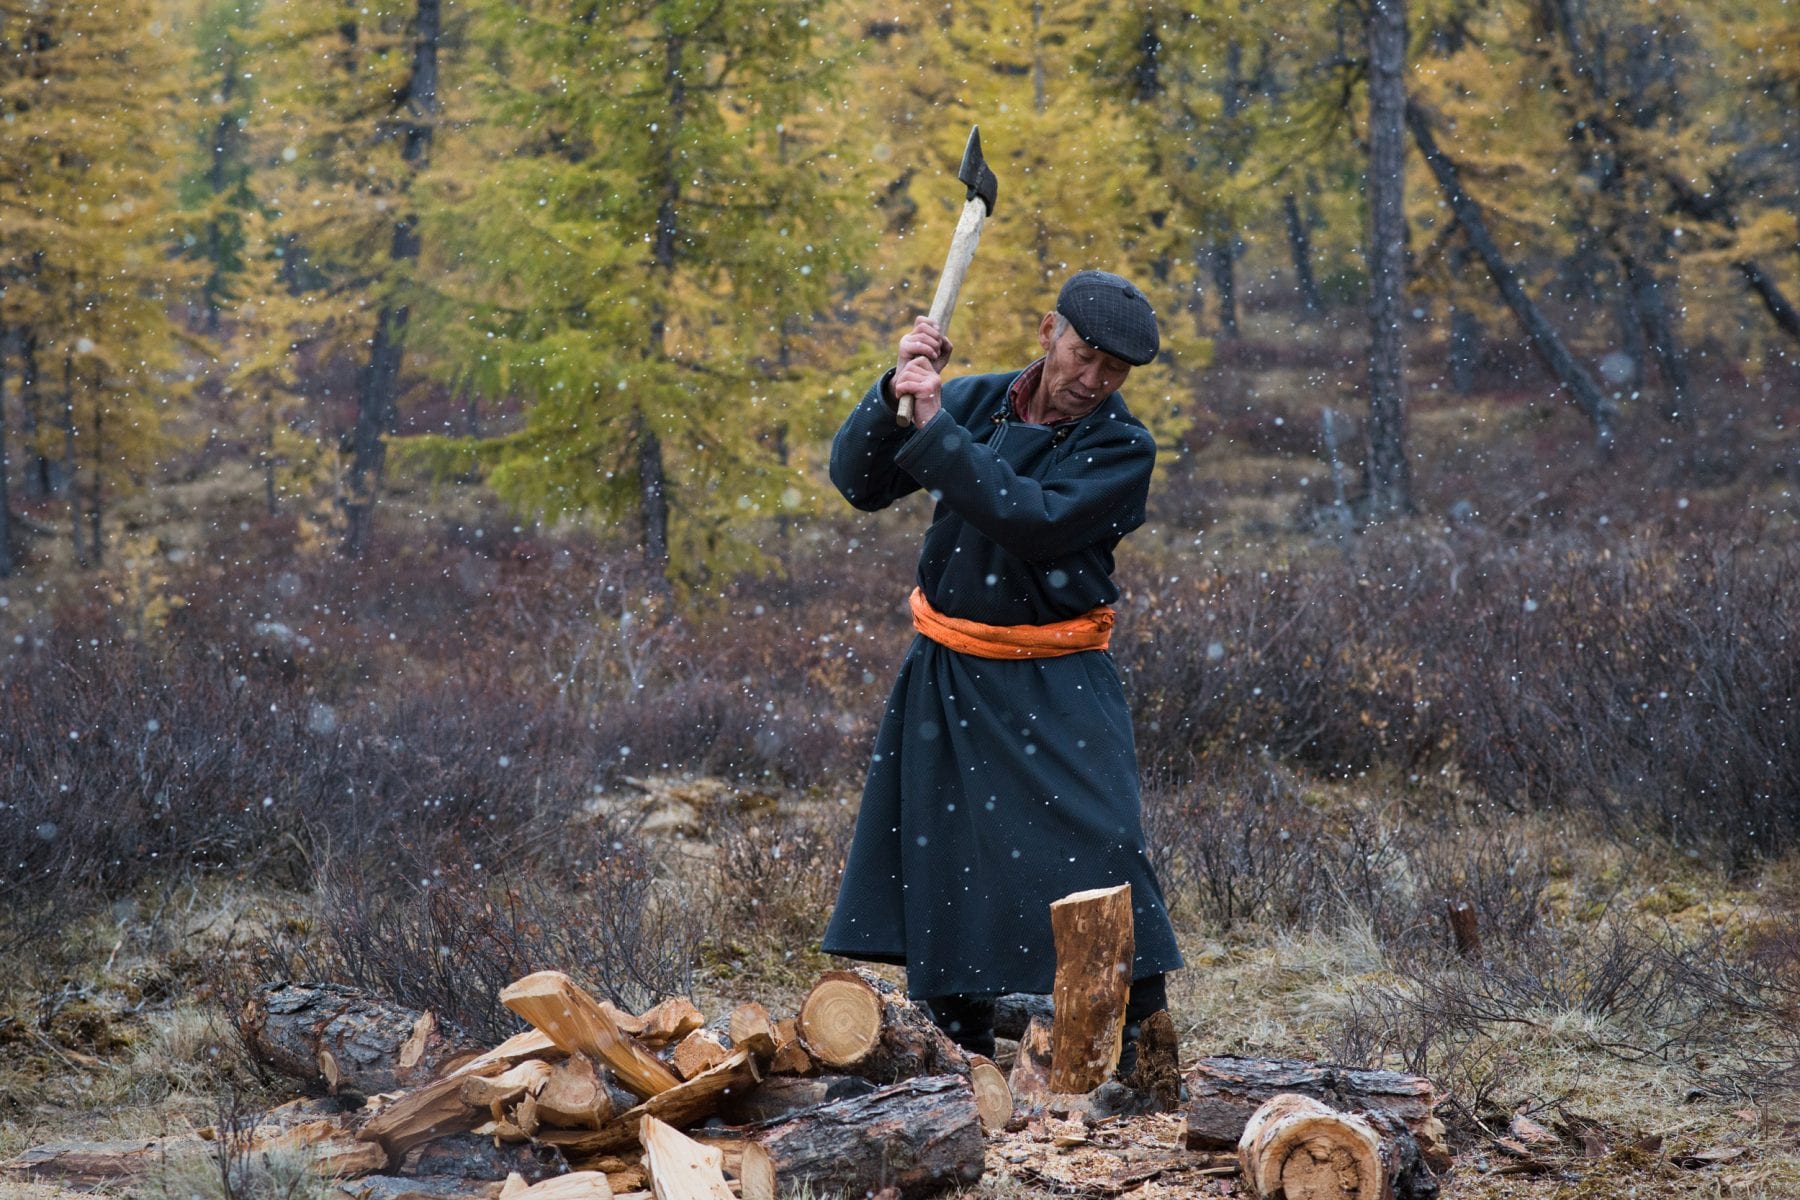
[
  {"x1": 500, "y1": 971, "x2": 682, "y2": 1099},
  {"x1": 1048, "y1": 885, "x2": 1134, "y2": 1094},
  {"x1": 796, "y1": 968, "x2": 965, "y2": 1084},
  {"x1": 737, "y1": 1075, "x2": 986, "y2": 1200},
  {"x1": 241, "y1": 982, "x2": 482, "y2": 1098}
]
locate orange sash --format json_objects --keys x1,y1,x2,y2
[{"x1": 909, "y1": 586, "x2": 1114, "y2": 659}]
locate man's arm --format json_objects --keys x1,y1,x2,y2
[
  {"x1": 895, "y1": 411, "x2": 1155, "y2": 562},
  {"x1": 829, "y1": 318, "x2": 956, "y2": 511}
]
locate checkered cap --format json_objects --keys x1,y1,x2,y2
[{"x1": 1056, "y1": 270, "x2": 1160, "y2": 365}]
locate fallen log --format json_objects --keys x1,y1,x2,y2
[
  {"x1": 1184, "y1": 1055, "x2": 1449, "y2": 1170},
  {"x1": 715, "y1": 1074, "x2": 876, "y2": 1125},
  {"x1": 404, "y1": 1134, "x2": 566, "y2": 1183},
  {"x1": 639, "y1": 1115, "x2": 734, "y2": 1200},
  {"x1": 241, "y1": 982, "x2": 483, "y2": 1099},
  {"x1": 795, "y1": 968, "x2": 965, "y2": 1084},
  {"x1": 1238, "y1": 1093, "x2": 1439, "y2": 1200},
  {"x1": 1048, "y1": 885, "x2": 1134, "y2": 1094},
  {"x1": 737, "y1": 1075, "x2": 986, "y2": 1200},
  {"x1": 4, "y1": 1138, "x2": 192, "y2": 1186},
  {"x1": 500, "y1": 971, "x2": 681, "y2": 1100}
]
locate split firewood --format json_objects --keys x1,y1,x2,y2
[
  {"x1": 727, "y1": 1002, "x2": 779, "y2": 1063},
  {"x1": 497, "y1": 1170, "x2": 615, "y2": 1200},
  {"x1": 670, "y1": 1029, "x2": 730, "y2": 1080},
  {"x1": 638, "y1": 999, "x2": 705, "y2": 1048},
  {"x1": 639, "y1": 1115, "x2": 734, "y2": 1200},
  {"x1": 1047, "y1": 884, "x2": 1134, "y2": 1094},
  {"x1": 967, "y1": 1055, "x2": 1014, "y2": 1133},
  {"x1": 767, "y1": 1018, "x2": 814, "y2": 1076},
  {"x1": 1237, "y1": 1093, "x2": 1436, "y2": 1200},
  {"x1": 1183, "y1": 1054, "x2": 1449, "y2": 1170},
  {"x1": 737, "y1": 1075, "x2": 986, "y2": 1200},
  {"x1": 360, "y1": 1058, "x2": 512, "y2": 1162},
  {"x1": 500, "y1": 971, "x2": 682, "y2": 1099},
  {"x1": 546, "y1": 1049, "x2": 762, "y2": 1157},
  {"x1": 1006, "y1": 1016, "x2": 1054, "y2": 1105},
  {"x1": 461, "y1": 1059, "x2": 555, "y2": 1110},
  {"x1": 795, "y1": 968, "x2": 965, "y2": 1083},
  {"x1": 716, "y1": 1074, "x2": 876, "y2": 1125},
  {"x1": 241, "y1": 982, "x2": 484, "y2": 1098},
  {"x1": 537, "y1": 1055, "x2": 637, "y2": 1129}
]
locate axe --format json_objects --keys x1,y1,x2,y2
[{"x1": 895, "y1": 126, "x2": 999, "y2": 428}]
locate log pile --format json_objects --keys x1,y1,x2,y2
[{"x1": 3, "y1": 889, "x2": 1458, "y2": 1198}]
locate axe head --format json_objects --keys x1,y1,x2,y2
[{"x1": 958, "y1": 126, "x2": 998, "y2": 217}]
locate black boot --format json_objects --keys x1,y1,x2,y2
[{"x1": 924, "y1": 993, "x2": 997, "y2": 1060}]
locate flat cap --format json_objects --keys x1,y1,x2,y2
[{"x1": 1056, "y1": 269, "x2": 1160, "y2": 365}]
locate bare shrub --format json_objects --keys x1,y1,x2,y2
[
  {"x1": 278, "y1": 835, "x2": 709, "y2": 1041},
  {"x1": 705, "y1": 801, "x2": 850, "y2": 970},
  {"x1": 139, "y1": 1088, "x2": 329, "y2": 1200}
]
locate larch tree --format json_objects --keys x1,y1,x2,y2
[
  {"x1": 1363, "y1": 0, "x2": 1412, "y2": 517},
  {"x1": 250, "y1": 0, "x2": 453, "y2": 558},
  {"x1": 400, "y1": 0, "x2": 862, "y2": 589},
  {"x1": 0, "y1": 0, "x2": 193, "y2": 570}
]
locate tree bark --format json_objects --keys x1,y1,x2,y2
[
  {"x1": 737, "y1": 1075, "x2": 986, "y2": 1200},
  {"x1": 239, "y1": 982, "x2": 483, "y2": 1099},
  {"x1": 1364, "y1": 0, "x2": 1412, "y2": 518},
  {"x1": 1618, "y1": 251, "x2": 1692, "y2": 421},
  {"x1": 1406, "y1": 100, "x2": 1619, "y2": 448},
  {"x1": 714, "y1": 1075, "x2": 876, "y2": 1126},
  {"x1": 1048, "y1": 884, "x2": 1134, "y2": 1094},
  {"x1": 1007, "y1": 1015, "x2": 1054, "y2": 1104},
  {"x1": 635, "y1": 411, "x2": 670, "y2": 580},
  {"x1": 1284, "y1": 193, "x2": 1326, "y2": 316},
  {"x1": 1182, "y1": 1054, "x2": 1449, "y2": 1171}
]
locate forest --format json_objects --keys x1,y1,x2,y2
[{"x1": 2, "y1": 1, "x2": 1799, "y2": 1199}]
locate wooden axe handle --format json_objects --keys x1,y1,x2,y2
[{"x1": 897, "y1": 196, "x2": 989, "y2": 428}]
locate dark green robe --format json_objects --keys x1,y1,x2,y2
[{"x1": 821, "y1": 365, "x2": 1184, "y2": 998}]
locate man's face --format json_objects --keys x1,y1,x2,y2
[{"x1": 1036, "y1": 312, "x2": 1133, "y2": 416}]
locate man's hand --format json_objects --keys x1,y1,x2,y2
[
  {"x1": 896, "y1": 316, "x2": 953, "y2": 376},
  {"x1": 892, "y1": 316, "x2": 952, "y2": 426}
]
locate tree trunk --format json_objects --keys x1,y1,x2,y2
[
  {"x1": 1406, "y1": 100, "x2": 1619, "y2": 448},
  {"x1": 1048, "y1": 884, "x2": 1134, "y2": 1094},
  {"x1": 1739, "y1": 260, "x2": 1800, "y2": 344},
  {"x1": 1182, "y1": 1054, "x2": 1449, "y2": 1171},
  {"x1": 1364, "y1": 0, "x2": 1412, "y2": 519},
  {"x1": 1284, "y1": 194, "x2": 1326, "y2": 316},
  {"x1": 0, "y1": 330, "x2": 14, "y2": 578},
  {"x1": 340, "y1": 0, "x2": 439, "y2": 559},
  {"x1": 62, "y1": 350, "x2": 83, "y2": 567},
  {"x1": 1210, "y1": 236, "x2": 1240, "y2": 339},
  {"x1": 1619, "y1": 251, "x2": 1692, "y2": 421},
  {"x1": 87, "y1": 401, "x2": 103, "y2": 567},
  {"x1": 737, "y1": 1075, "x2": 986, "y2": 1200},
  {"x1": 20, "y1": 332, "x2": 49, "y2": 502},
  {"x1": 239, "y1": 982, "x2": 485, "y2": 1099}
]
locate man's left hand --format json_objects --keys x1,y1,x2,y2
[{"x1": 893, "y1": 355, "x2": 943, "y2": 426}]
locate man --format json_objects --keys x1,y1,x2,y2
[{"x1": 823, "y1": 269, "x2": 1183, "y2": 1064}]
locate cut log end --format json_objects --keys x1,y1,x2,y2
[
  {"x1": 1239, "y1": 1094, "x2": 1387, "y2": 1200},
  {"x1": 968, "y1": 1056, "x2": 1013, "y2": 1133},
  {"x1": 796, "y1": 973, "x2": 882, "y2": 1068}
]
